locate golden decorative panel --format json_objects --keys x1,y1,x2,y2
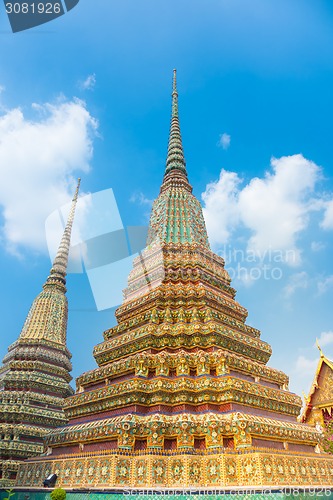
[{"x1": 17, "y1": 450, "x2": 333, "y2": 489}]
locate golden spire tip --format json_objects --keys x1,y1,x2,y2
[{"x1": 316, "y1": 338, "x2": 324, "y2": 357}]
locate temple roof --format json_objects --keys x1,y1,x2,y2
[{"x1": 301, "y1": 345, "x2": 333, "y2": 424}]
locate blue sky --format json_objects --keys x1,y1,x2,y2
[{"x1": 1, "y1": 0, "x2": 333, "y2": 399}]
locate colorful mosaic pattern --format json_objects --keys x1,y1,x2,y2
[
  {"x1": 17, "y1": 450, "x2": 333, "y2": 488},
  {"x1": 45, "y1": 413, "x2": 319, "y2": 451}
]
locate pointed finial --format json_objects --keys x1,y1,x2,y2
[
  {"x1": 172, "y1": 69, "x2": 177, "y2": 92},
  {"x1": 316, "y1": 338, "x2": 324, "y2": 357},
  {"x1": 163, "y1": 69, "x2": 188, "y2": 179},
  {"x1": 172, "y1": 69, "x2": 178, "y2": 118},
  {"x1": 44, "y1": 178, "x2": 81, "y2": 291},
  {"x1": 302, "y1": 390, "x2": 310, "y2": 404}
]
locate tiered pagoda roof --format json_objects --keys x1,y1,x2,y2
[
  {"x1": 17, "y1": 73, "x2": 333, "y2": 490},
  {"x1": 301, "y1": 345, "x2": 333, "y2": 427},
  {"x1": 0, "y1": 180, "x2": 80, "y2": 486}
]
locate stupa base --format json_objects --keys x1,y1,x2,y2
[
  {"x1": 0, "y1": 459, "x2": 21, "y2": 487},
  {"x1": 16, "y1": 449, "x2": 333, "y2": 489}
]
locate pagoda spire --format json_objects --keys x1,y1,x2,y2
[
  {"x1": 16, "y1": 178, "x2": 81, "y2": 344},
  {"x1": 44, "y1": 178, "x2": 80, "y2": 291},
  {"x1": 164, "y1": 69, "x2": 188, "y2": 179},
  {"x1": 148, "y1": 71, "x2": 210, "y2": 248}
]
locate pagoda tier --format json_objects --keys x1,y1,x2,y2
[
  {"x1": 0, "y1": 181, "x2": 80, "y2": 486},
  {"x1": 17, "y1": 72, "x2": 333, "y2": 489}
]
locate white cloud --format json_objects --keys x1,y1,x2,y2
[
  {"x1": 239, "y1": 155, "x2": 319, "y2": 265},
  {"x1": 202, "y1": 154, "x2": 321, "y2": 265},
  {"x1": 218, "y1": 133, "x2": 231, "y2": 150},
  {"x1": 130, "y1": 191, "x2": 153, "y2": 206},
  {"x1": 0, "y1": 98, "x2": 98, "y2": 255},
  {"x1": 0, "y1": 85, "x2": 5, "y2": 112},
  {"x1": 311, "y1": 241, "x2": 325, "y2": 252},
  {"x1": 202, "y1": 170, "x2": 241, "y2": 246},
  {"x1": 130, "y1": 191, "x2": 154, "y2": 223},
  {"x1": 295, "y1": 355, "x2": 318, "y2": 374},
  {"x1": 315, "y1": 331, "x2": 333, "y2": 348},
  {"x1": 291, "y1": 354, "x2": 318, "y2": 395},
  {"x1": 317, "y1": 275, "x2": 333, "y2": 295},
  {"x1": 283, "y1": 271, "x2": 308, "y2": 298},
  {"x1": 321, "y1": 199, "x2": 333, "y2": 230},
  {"x1": 79, "y1": 74, "x2": 96, "y2": 91}
]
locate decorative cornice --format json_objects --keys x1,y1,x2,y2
[
  {"x1": 45, "y1": 412, "x2": 319, "y2": 447},
  {"x1": 64, "y1": 375, "x2": 301, "y2": 420},
  {"x1": 94, "y1": 322, "x2": 272, "y2": 366},
  {"x1": 77, "y1": 349, "x2": 288, "y2": 389}
]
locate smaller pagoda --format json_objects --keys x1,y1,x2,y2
[{"x1": 0, "y1": 180, "x2": 80, "y2": 486}]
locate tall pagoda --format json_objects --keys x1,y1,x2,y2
[
  {"x1": 18, "y1": 73, "x2": 333, "y2": 489},
  {"x1": 0, "y1": 180, "x2": 80, "y2": 486}
]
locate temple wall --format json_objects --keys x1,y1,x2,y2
[{"x1": 16, "y1": 449, "x2": 333, "y2": 489}]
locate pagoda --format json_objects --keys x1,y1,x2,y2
[
  {"x1": 0, "y1": 180, "x2": 80, "y2": 486},
  {"x1": 17, "y1": 72, "x2": 333, "y2": 489}
]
